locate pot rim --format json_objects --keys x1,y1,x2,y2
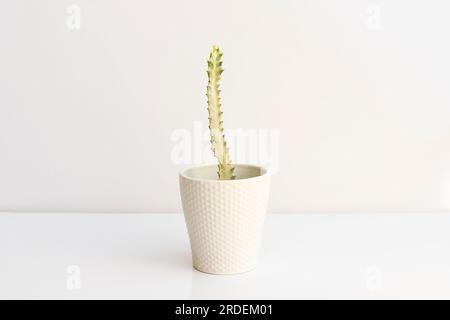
[{"x1": 179, "y1": 163, "x2": 268, "y2": 183}]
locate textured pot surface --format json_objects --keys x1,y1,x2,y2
[{"x1": 179, "y1": 164, "x2": 270, "y2": 275}]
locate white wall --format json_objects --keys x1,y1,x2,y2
[{"x1": 1, "y1": 0, "x2": 450, "y2": 213}]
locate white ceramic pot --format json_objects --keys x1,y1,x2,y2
[{"x1": 179, "y1": 164, "x2": 270, "y2": 275}]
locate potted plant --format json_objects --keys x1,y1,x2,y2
[{"x1": 179, "y1": 46, "x2": 271, "y2": 275}]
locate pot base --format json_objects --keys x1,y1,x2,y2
[{"x1": 193, "y1": 264, "x2": 257, "y2": 275}]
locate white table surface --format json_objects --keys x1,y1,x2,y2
[{"x1": 0, "y1": 213, "x2": 449, "y2": 299}]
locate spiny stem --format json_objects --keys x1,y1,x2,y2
[{"x1": 206, "y1": 45, "x2": 236, "y2": 180}]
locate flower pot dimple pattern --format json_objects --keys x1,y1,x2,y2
[{"x1": 180, "y1": 166, "x2": 270, "y2": 275}]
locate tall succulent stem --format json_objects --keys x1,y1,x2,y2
[{"x1": 206, "y1": 46, "x2": 236, "y2": 180}]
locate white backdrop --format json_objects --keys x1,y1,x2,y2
[{"x1": 1, "y1": 0, "x2": 450, "y2": 213}]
